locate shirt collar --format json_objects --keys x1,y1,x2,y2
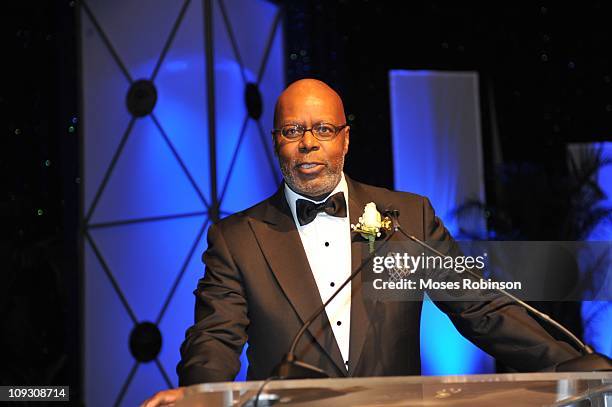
[{"x1": 284, "y1": 172, "x2": 349, "y2": 223}]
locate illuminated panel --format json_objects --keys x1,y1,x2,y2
[
  {"x1": 569, "y1": 142, "x2": 612, "y2": 358},
  {"x1": 213, "y1": 0, "x2": 283, "y2": 216},
  {"x1": 389, "y1": 70, "x2": 493, "y2": 375},
  {"x1": 211, "y1": 0, "x2": 284, "y2": 380},
  {"x1": 80, "y1": 0, "x2": 284, "y2": 405}
]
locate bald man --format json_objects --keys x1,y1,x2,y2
[{"x1": 141, "y1": 79, "x2": 579, "y2": 407}]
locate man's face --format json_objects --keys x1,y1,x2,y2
[{"x1": 274, "y1": 88, "x2": 349, "y2": 198}]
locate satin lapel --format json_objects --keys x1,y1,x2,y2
[
  {"x1": 247, "y1": 187, "x2": 347, "y2": 375},
  {"x1": 346, "y1": 177, "x2": 377, "y2": 374}
]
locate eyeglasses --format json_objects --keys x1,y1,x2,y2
[{"x1": 271, "y1": 122, "x2": 348, "y2": 141}]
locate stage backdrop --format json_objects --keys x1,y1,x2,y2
[
  {"x1": 389, "y1": 70, "x2": 494, "y2": 374},
  {"x1": 79, "y1": 0, "x2": 283, "y2": 405}
]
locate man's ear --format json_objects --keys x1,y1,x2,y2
[
  {"x1": 272, "y1": 134, "x2": 279, "y2": 156},
  {"x1": 343, "y1": 126, "x2": 350, "y2": 155}
]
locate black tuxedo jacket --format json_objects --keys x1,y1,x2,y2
[{"x1": 177, "y1": 176, "x2": 579, "y2": 385}]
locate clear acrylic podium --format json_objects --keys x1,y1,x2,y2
[{"x1": 177, "y1": 372, "x2": 612, "y2": 406}]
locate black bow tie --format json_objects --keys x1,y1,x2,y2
[{"x1": 296, "y1": 192, "x2": 347, "y2": 226}]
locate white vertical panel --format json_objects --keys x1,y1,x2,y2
[
  {"x1": 389, "y1": 70, "x2": 494, "y2": 375},
  {"x1": 569, "y1": 142, "x2": 612, "y2": 359},
  {"x1": 390, "y1": 70, "x2": 486, "y2": 236}
]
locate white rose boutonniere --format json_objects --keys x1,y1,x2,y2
[
  {"x1": 351, "y1": 202, "x2": 393, "y2": 253},
  {"x1": 361, "y1": 202, "x2": 381, "y2": 229}
]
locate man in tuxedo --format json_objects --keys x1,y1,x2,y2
[{"x1": 141, "y1": 79, "x2": 580, "y2": 406}]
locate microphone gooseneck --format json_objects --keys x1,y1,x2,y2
[
  {"x1": 383, "y1": 209, "x2": 594, "y2": 356},
  {"x1": 271, "y1": 205, "x2": 610, "y2": 384}
]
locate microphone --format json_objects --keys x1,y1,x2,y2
[
  {"x1": 272, "y1": 220, "x2": 397, "y2": 379},
  {"x1": 383, "y1": 208, "x2": 612, "y2": 371}
]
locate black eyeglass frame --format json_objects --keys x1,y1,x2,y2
[{"x1": 271, "y1": 122, "x2": 348, "y2": 141}]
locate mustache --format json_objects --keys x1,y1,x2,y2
[{"x1": 293, "y1": 160, "x2": 326, "y2": 167}]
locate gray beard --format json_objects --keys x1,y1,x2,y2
[{"x1": 279, "y1": 156, "x2": 345, "y2": 198}]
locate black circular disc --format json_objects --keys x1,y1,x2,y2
[
  {"x1": 245, "y1": 82, "x2": 263, "y2": 120},
  {"x1": 126, "y1": 79, "x2": 158, "y2": 117},
  {"x1": 129, "y1": 321, "x2": 162, "y2": 362}
]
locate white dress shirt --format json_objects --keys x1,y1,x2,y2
[{"x1": 284, "y1": 173, "x2": 352, "y2": 370}]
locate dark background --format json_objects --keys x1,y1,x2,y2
[{"x1": 1, "y1": 0, "x2": 610, "y2": 403}]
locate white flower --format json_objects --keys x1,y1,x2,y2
[
  {"x1": 351, "y1": 202, "x2": 393, "y2": 253},
  {"x1": 361, "y1": 202, "x2": 382, "y2": 229}
]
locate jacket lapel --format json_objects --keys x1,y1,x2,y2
[
  {"x1": 248, "y1": 186, "x2": 347, "y2": 376},
  {"x1": 346, "y1": 177, "x2": 377, "y2": 374}
]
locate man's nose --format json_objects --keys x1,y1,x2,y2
[{"x1": 298, "y1": 130, "x2": 320, "y2": 152}]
